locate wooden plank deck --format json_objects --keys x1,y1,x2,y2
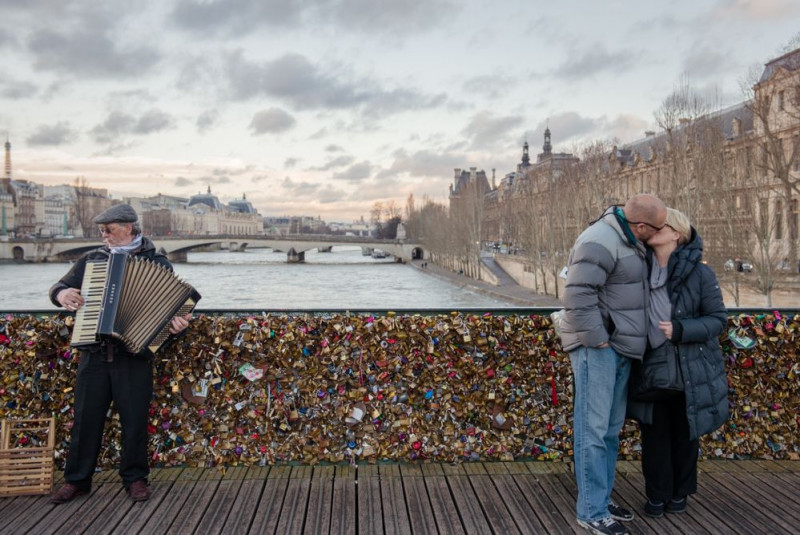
[{"x1": 0, "y1": 461, "x2": 797, "y2": 534}]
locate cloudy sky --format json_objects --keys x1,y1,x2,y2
[{"x1": 1, "y1": 0, "x2": 798, "y2": 221}]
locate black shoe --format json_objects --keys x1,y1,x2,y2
[
  {"x1": 608, "y1": 500, "x2": 634, "y2": 521},
  {"x1": 666, "y1": 496, "x2": 687, "y2": 514},
  {"x1": 644, "y1": 499, "x2": 665, "y2": 518},
  {"x1": 577, "y1": 517, "x2": 630, "y2": 535}
]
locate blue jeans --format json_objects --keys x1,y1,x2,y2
[{"x1": 570, "y1": 346, "x2": 632, "y2": 522}]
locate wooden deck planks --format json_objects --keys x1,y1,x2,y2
[
  {"x1": 328, "y1": 466, "x2": 356, "y2": 535},
  {"x1": 356, "y1": 464, "x2": 384, "y2": 535},
  {"x1": 0, "y1": 461, "x2": 797, "y2": 534}
]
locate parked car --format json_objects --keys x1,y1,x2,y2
[{"x1": 724, "y1": 259, "x2": 753, "y2": 272}]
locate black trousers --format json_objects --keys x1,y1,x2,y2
[
  {"x1": 640, "y1": 392, "x2": 699, "y2": 501},
  {"x1": 64, "y1": 348, "x2": 153, "y2": 490}
]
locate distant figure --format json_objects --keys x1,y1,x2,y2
[{"x1": 561, "y1": 193, "x2": 667, "y2": 535}]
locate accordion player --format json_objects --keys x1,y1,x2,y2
[{"x1": 69, "y1": 253, "x2": 201, "y2": 355}]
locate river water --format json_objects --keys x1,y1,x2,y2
[{"x1": 0, "y1": 246, "x2": 511, "y2": 311}]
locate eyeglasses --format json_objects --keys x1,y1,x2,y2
[
  {"x1": 99, "y1": 225, "x2": 118, "y2": 235},
  {"x1": 626, "y1": 219, "x2": 665, "y2": 232}
]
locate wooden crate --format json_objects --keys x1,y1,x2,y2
[{"x1": 0, "y1": 418, "x2": 55, "y2": 497}]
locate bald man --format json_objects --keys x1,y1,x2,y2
[{"x1": 561, "y1": 194, "x2": 667, "y2": 535}]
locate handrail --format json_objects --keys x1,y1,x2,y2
[{"x1": 1, "y1": 307, "x2": 797, "y2": 317}]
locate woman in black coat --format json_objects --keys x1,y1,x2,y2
[{"x1": 629, "y1": 207, "x2": 728, "y2": 518}]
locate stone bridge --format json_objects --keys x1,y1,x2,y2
[{"x1": 0, "y1": 235, "x2": 425, "y2": 264}]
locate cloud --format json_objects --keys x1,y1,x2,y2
[
  {"x1": 248, "y1": 107, "x2": 296, "y2": 135},
  {"x1": 282, "y1": 176, "x2": 320, "y2": 195},
  {"x1": 171, "y1": 0, "x2": 304, "y2": 36},
  {"x1": 605, "y1": 114, "x2": 651, "y2": 143},
  {"x1": 462, "y1": 74, "x2": 519, "y2": 98},
  {"x1": 175, "y1": 177, "x2": 193, "y2": 187},
  {"x1": 325, "y1": 144, "x2": 345, "y2": 152},
  {"x1": 1, "y1": 79, "x2": 38, "y2": 99},
  {"x1": 461, "y1": 111, "x2": 524, "y2": 148},
  {"x1": 171, "y1": 0, "x2": 455, "y2": 36},
  {"x1": 313, "y1": 155, "x2": 356, "y2": 171},
  {"x1": 552, "y1": 45, "x2": 638, "y2": 81},
  {"x1": 325, "y1": 0, "x2": 455, "y2": 33},
  {"x1": 710, "y1": 0, "x2": 800, "y2": 20},
  {"x1": 134, "y1": 109, "x2": 175, "y2": 134},
  {"x1": 89, "y1": 109, "x2": 176, "y2": 144},
  {"x1": 26, "y1": 122, "x2": 78, "y2": 146},
  {"x1": 682, "y1": 47, "x2": 734, "y2": 80},
  {"x1": 332, "y1": 161, "x2": 373, "y2": 182},
  {"x1": 378, "y1": 148, "x2": 465, "y2": 179},
  {"x1": 224, "y1": 51, "x2": 446, "y2": 116},
  {"x1": 196, "y1": 109, "x2": 220, "y2": 132},
  {"x1": 27, "y1": 27, "x2": 160, "y2": 78},
  {"x1": 284, "y1": 157, "x2": 299, "y2": 168}
]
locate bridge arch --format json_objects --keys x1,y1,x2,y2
[
  {"x1": 411, "y1": 247, "x2": 425, "y2": 260},
  {"x1": 12, "y1": 246, "x2": 24, "y2": 262}
]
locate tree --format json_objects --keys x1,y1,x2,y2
[{"x1": 72, "y1": 176, "x2": 95, "y2": 238}]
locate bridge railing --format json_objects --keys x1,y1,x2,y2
[{"x1": 0, "y1": 308, "x2": 796, "y2": 467}]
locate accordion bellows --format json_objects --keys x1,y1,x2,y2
[{"x1": 71, "y1": 253, "x2": 201, "y2": 354}]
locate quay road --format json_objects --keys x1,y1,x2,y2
[{"x1": 0, "y1": 234, "x2": 424, "y2": 263}]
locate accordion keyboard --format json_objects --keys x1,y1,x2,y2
[{"x1": 71, "y1": 260, "x2": 109, "y2": 346}]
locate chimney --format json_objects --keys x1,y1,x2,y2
[
  {"x1": 678, "y1": 118, "x2": 690, "y2": 126},
  {"x1": 454, "y1": 168, "x2": 461, "y2": 188},
  {"x1": 645, "y1": 131, "x2": 655, "y2": 138},
  {"x1": 732, "y1": 117, "x2": 741, "y2": 138},
  {"x1": 469, "y1": 167, "x2": 477, "y2": 182}
]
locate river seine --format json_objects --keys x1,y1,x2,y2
[{"x1": 0, "y1": 246, "x2": 511, "y2": 311}]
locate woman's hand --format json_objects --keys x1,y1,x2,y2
[{"x1": 658, "y1": 320, "x2": 673, "y2": 340}]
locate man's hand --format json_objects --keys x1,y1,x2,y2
[
  {"x1": 169, "y1": 313, "x2": 193, "y2": 334},
  {"x1": 597, "y1": 342, "x2": 609, "y2": 348},
  {"x1": 57, "y1": 288, "x2": 84, "y2": 311}
]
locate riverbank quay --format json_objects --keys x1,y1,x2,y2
[
  {"x1": 410, "y1": 258, "x2": 562, "y2": 307},
  {"x1": 0, "y1": 460, "x2": 797, "y2": 534},
  {"x1": 1, "y1": 309, "x2": 797, "y2": 469}
]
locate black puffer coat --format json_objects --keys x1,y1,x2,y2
[{"x1": 628, "y1": 228, "x2": 729, "y2": 440}]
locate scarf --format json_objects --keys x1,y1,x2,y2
[{"x1": 110, "y1": 235, "x2": 143, "y2": 254}]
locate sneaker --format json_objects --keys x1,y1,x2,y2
[
  {"x1": 50, "y1": 483, "x2": 89, "y2": 504},
  {"x1": 666, "y1": 496, "x2": 687, "y2": 514},
  {"x1": 577, "y1": 517, "x2": 630, "y2": 535},
  {"x1": 128, "y1": 480, "x2": 151, "y2": 502},
  {"x1": 644, "y1": 499, "x2": 665, "y2": 518},
  {"x1": 608, "y1": 500, "x2": 634, "y2": 521}
]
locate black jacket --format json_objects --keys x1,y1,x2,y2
[
  {"x1": 49, "y1": 237, "x2": 173, "y2": 356},
  {"x1": 628, "y1": 228, "x2": 729, "y2": 440}
]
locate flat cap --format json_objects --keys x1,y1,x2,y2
[{"x1": 92, "y1": 204, "x2": 138, "y2": 224}]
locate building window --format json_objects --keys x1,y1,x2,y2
[
  {"x1": 759, "y1": 199, "x2": 769, "y2": 236},
  {"x1": 791, "y1": 199, "x2": 798, "y2": 241},
  {"x1": 795, "y1": 137, "x2": 800, "y2": 172},
  {"x1": 778, "y1": 90, "x2": 785, "y2": 111},
  {"x1": 775, "y1": 199, "x2": 783, "y2": 240}
]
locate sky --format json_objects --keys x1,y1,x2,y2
[{"x1": 1, "y1": 0, "x2": 799, "y2": 222}]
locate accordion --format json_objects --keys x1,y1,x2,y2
[{"x1": 70, "y1": 253, "x2": 201, "y2": 354}]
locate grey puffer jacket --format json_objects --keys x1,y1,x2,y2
[
  {"x1": 561, "y1": 207, "x2": 649, "y2": 360},
  {"x1": 628, "y1": 228, "x2": 729, "y2": 440}
]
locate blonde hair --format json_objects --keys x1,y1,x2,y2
[{"x1": 666, "y1": 208, "x2": 691, "y2": 245}]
